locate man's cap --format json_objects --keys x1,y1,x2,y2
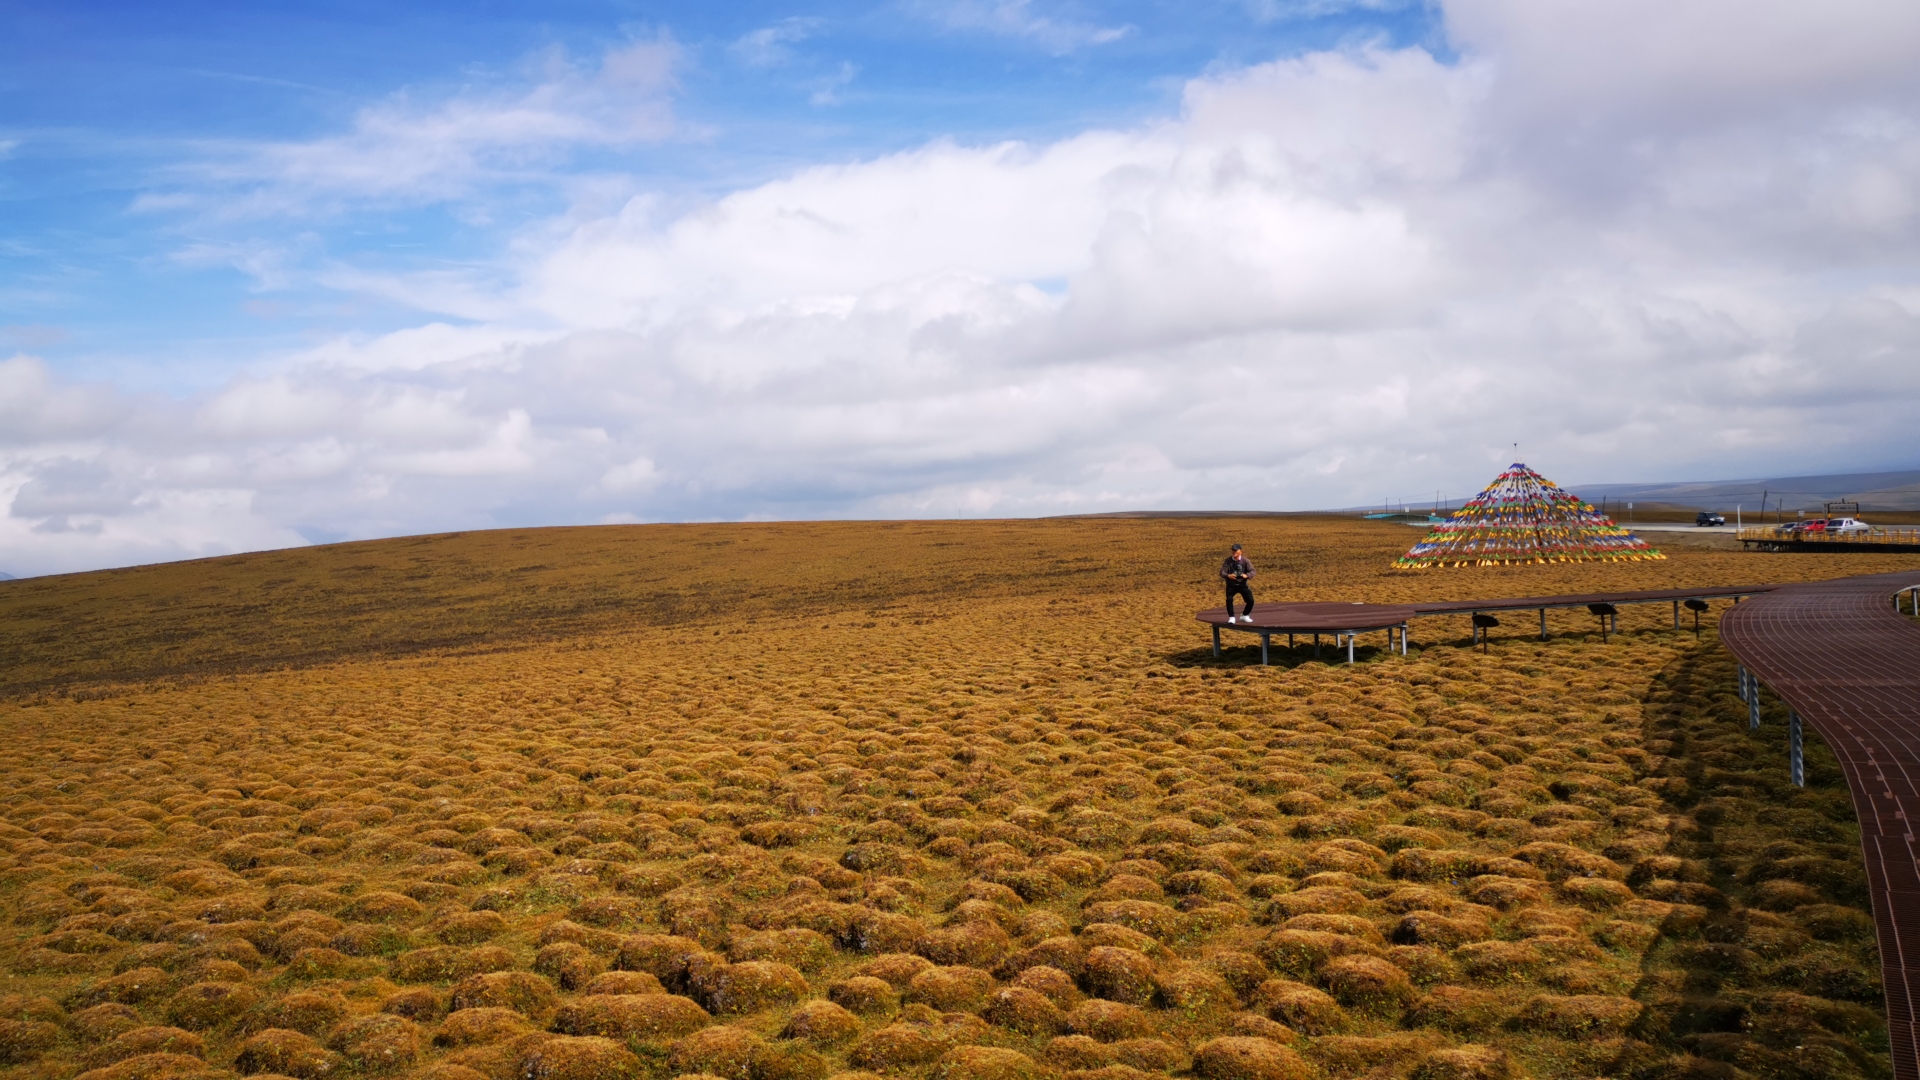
[{"x1": 1231, "y1": 543, "x2": 1242, "y2": 550}]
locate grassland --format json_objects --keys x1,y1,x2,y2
[{"x1": 2, "y1": 517, "x2": 1917, "y2": 1080}]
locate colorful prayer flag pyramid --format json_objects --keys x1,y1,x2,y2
[{"x1": 1394, "y1": 462, "x2": 1664, "y2": 569}]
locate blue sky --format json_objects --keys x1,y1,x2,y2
[
  {"x1": 3, "y1": 1, "x2": 1434, "y2": 389},
  {"x1": 3, "y1": 0, "x2": 1919, "y2": 576}
]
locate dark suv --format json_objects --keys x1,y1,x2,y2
[{"x1": 1695, "y1": 511, "x2": 1726, "y2": 527}]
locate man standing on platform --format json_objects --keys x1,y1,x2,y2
[{"x1": 1221, "y1": 543, "x2": 1255, "y2": 623}]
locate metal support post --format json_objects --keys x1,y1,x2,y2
[
  {"x1": 1540, "y1": 608, "x2": 1547, "y2": 640},
  {"x1": 1737, "y1": 665, "x2": 1749, "y2": 702},
  {"x1": 1261, "y1": 633, "x2": 1270, "y2": 666},
  {"x1": 1749, "y1": 678, "x2": 1762, "y2": 730},
  {"x1": 1790, "y1": 711, "x2": 1805, "y2": 787},
  {"x1": 1401, "y1": 624, "x2": 1410, "y2": 655},
  {"x1": 1314, "y1": 632, "x2": 1321, "y2": 659},
  {"x1": 1346, "y1": 634, "x2": 1356, "y2": 664},
  {"x1": 1212, "y1": 625, "x2": 1221, "y2": 658}
]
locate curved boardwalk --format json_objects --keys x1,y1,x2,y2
[{"x1": 1720, "y1": 571, "x2": 1920, "y2": 1079}]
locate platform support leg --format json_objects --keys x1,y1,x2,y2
[
  {"x1": 1790, "y1": 711, "x2": 1805, "y2": 788},
  {"x1": 1401, "y1": 624, "x2": 1410, "y2": 655},
  {"x1": 1314, "y1": 633, "x2": 1320, "y2": 659},
  {"x1": 1737, "y1": 665, "x2": 1748, "y2": 702},
  {"x1": 1749, "y1": 679, "x2": 1762, "y2": 730},
  {"x1": 1261, "y1": 633, "x2": 1270, "y2": 667},
  {"x1": 1212, "y1": 625, "x2": 1220, "y2": 659},
  {"x1": 1347, "y1": 634, "x2": 1355, "y2": 665}
]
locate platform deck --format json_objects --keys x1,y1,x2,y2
[{"x1": 1197, "y1": 584, "x2": 1781, "y2": 663}]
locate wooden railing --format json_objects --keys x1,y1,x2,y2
[{"x1": 1738, "y1": 525, "x2": 1920, "y2": 547}]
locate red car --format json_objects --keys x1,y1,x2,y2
[{"x1": 1789, "y1": 517, "x2": 1870, "y2": 535}]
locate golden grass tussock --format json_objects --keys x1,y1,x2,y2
[{"x1": 0, "y1": 515, "x2": 1915, "y2": 1080}]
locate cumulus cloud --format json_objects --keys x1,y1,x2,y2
[{"x1": 6, "y1": 0, "x2": 1920, "y2": 577}]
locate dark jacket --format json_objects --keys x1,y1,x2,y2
[{"x1": 1220, "y1": 555, "x2": 1254, "y2": 581}]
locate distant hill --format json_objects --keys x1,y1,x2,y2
[
  {"x1": 0, "y1": 572, "x2": 14, "y2": 581},
  {"x1": 1571, "y1": 469, "x2": 1920, "y2": 512}
]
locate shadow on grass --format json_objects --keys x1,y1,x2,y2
[
  {"x1": 1620, "y1": 639, "x2": 1890, "y2": 1080},
  {"x1": 1165, "y1": 639, "x2": 1398, "y2": 669}
]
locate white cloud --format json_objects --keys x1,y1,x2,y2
[
  {"x1": 915, "y1": 0, "x2": 1134, "y2": 53},
  {"x1": 1445, "y1": 0, "x2": 1920, "y2": 127},
  {"x1": 599, "y1": 456, "x2": 661, "y2": 492},
  {"x1": 731, "y1": 18, "x2": 825, "y2": 67},
  {"x1": 1244, "y1": 0, "x2": 1416, "y2": 23},
  {"x1": 7, "y1": 1, "x2": 1920, "y2": 577},
  {"x1": 143, "y1": 36, "x2": 681, "y2": 219},
  {"x1": 809, "y1": 62, "x2": 861, "y2": 107}
]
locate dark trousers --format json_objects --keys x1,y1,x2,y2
[{"x1": 1225, "y1": 581, "x2": 1254, "y2": 617}]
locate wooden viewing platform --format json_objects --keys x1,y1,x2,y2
[
  {"x1": 1740, "y1": 525, "x2": 1920, "y2": 552},
  {"x1": 1198, "y1": 583, "x2": 1780, "y2": 664},
  {"x1": 1205, "y1": 571, "x2": 1920, "y2": 1077}
]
